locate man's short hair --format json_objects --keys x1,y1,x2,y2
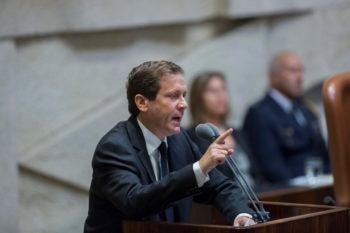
[{"x1": 126, "y1": 60, "x2": 184, "y2": 116}]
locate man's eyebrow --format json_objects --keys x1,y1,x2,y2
[{"x1": 166, "y1": 88, "x2": 185, "y2": 93}]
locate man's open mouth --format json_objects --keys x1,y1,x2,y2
[{"x1": 172, "y1": 116, "x2": 182, "y2": 122}]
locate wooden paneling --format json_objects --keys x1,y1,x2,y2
[
  {"x1": 323, "y1": 72, "x2": 350, "y2": 207},
  {"x1": 123, "y1": 202, "x2": 350, "y2": 233}
]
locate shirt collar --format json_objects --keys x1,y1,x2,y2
[
  {"x1": 137, "y1": 118, "x2": 167, "y2": 155},
  {"x1": 268, "y1": 89, "x2": 293, "y2": 113}
]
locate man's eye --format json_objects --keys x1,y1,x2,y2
[
  {"x1": 168, "y1": 93, "x2": 179, "y2": 99},
  {"x1": 167, "y1": 91, "x2": 186, "y2": 99}
]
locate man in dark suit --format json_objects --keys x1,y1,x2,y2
[
  {"x1": 243, "y1": 51, "x2": 330, "y2": 184},
  {"x1": 84, "y1": 61, "x2": 255, "y2": 233}
]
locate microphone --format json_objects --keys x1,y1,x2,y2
[
  {"x1": 195, "y1": 123, "x2": 219, "y2": 141},
  {"x1": 195, "y1": 123, "x2": 270, "y2": 223}
]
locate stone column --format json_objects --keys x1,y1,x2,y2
[{"x1": 0, "y1": 40, "x2": 20, "y2": 233}]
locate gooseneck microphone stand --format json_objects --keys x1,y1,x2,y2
[{"x1": 195, "y1": 123, "x2": 270, "y2": 223}]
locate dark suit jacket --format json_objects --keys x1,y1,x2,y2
[
  {"x1": 84, "y1": 116, "x2": 253, "y2": 233},
  {"x1": 243, "y1": 94, "x2": 329, "y2": 183}
]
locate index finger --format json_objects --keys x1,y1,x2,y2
[{"x1": 215, "y1": 128, "x2": 233, "y2": 144}]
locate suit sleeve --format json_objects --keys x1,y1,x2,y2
[
  {"x1": 243, "y1": 108, "x2": 293, "y2": 182},
  {"x1": 92, "y1": 138, "x2": 199, "y2": 219}
]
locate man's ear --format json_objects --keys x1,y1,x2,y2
[
  {"x1": 134, "y1": 94, "x2": 149, "y2": 113},
  {"x1": 269, "y1": 74, "x2": 280, "y2": 89}
]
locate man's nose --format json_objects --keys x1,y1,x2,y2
[
  {"x1": 296, "y1": 67, "x2": 304, "y2": 82},
  {"x1": 179, "y1": 97, "x2": 188, "y2": 109},
  {"x1": 297, "y1": 72, "x2": 304, "y2": 83}
]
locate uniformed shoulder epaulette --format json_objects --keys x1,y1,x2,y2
[{"x1": 303, "y1": 99, "x2": 319, "y2": 117}]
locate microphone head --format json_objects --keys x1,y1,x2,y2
[
  {"x1": 205, "y1": 123, "x2": 220, "y2": 137},
  {"x1": 195, "y1": 123, "x2": 220, "y2": 141}
]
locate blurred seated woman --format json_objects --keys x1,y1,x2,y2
[{"x1": 187, "y1": 71, "x2": 255, "y2": 187}]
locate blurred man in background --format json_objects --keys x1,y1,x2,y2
[{"x1": 243, "y1": 51, "x2": 330, "y2": 184}]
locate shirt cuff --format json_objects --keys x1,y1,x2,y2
[
  {"x1": 193, "y1": 162, "x2": 210, "y2": 187},
  {"x1": 234, "y1": 213, "x2": 253, "y2": 225}
]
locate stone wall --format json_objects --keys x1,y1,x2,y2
[
  {"x1": 180, "y1": 1, "x2": 350, "y2": 126},
  {"x1": 0, "y1": 0, "x2": 344, "y2": 37}
]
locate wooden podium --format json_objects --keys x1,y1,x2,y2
[{"x1": 123, "y1": 202, "x2": 349, "y2": 233}]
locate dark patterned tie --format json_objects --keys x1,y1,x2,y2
[
  {"x1": 292, "y1": 101, "x2": 307, "y2": 126},
  {"x1": 158, "y1": 141, "x2": 174, "y2": 222}
]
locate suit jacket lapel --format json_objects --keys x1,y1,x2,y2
[
  {"x1": 266, "y1": 94, "x2": 300, "y2": 128},
  {"x1": 126, "y1": 116, "x2": 156, "y2": 182}
]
